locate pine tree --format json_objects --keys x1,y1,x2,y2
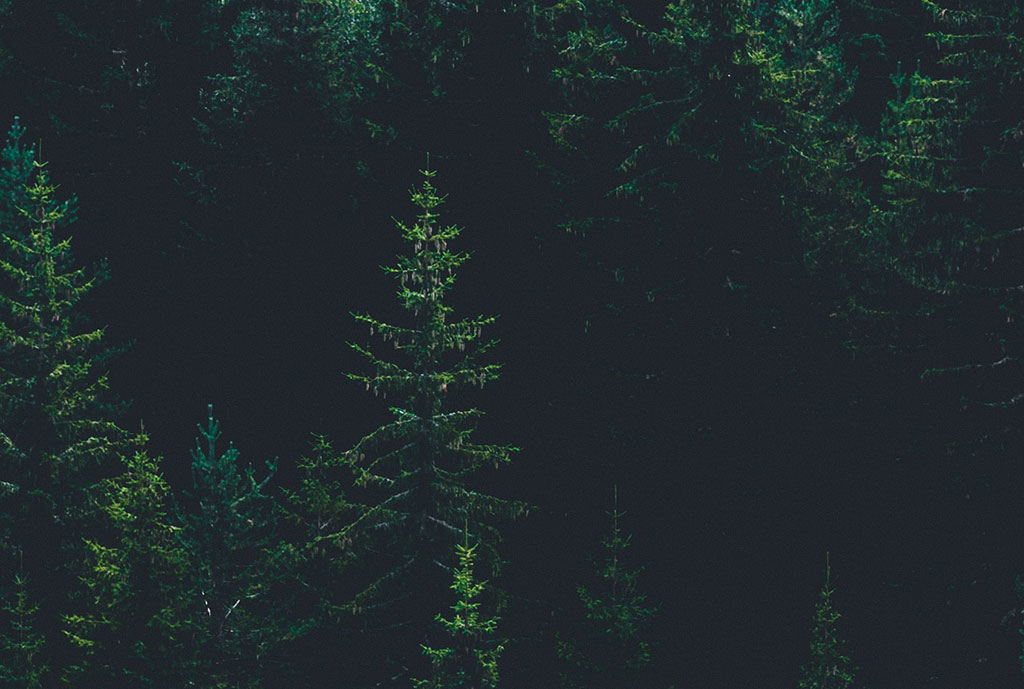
[
  {"x1": 342, "y1": 165, "x2": 524, "y2": 603},
  {"x1": 0, "y1": 118, "x2": 33, "y2": 238},
  {"x1": 65, "y1": 450, "x2": 194, "y2": 689},
  {"x1": 799, "y1": 554, "x2": 856, "y2": 689},
  {"x1": 413, "y1": 538, "x2": 504, "y2": 689},
  {"x1": 0, "y1": 564, "x2": 46, "y2": 689},
  {"x1": 0, "y1": 120, "x2": 142, "y2": 685},
  {"x1": 337, "y1": 165, "x2": 525, "y2": 684},
  {"x1": 555, "y1": 487, "x2": 657, "y2": 689},
  {"x1": 173, "y1": 404, "x2": 278, "y2": 689},
  {"x1": 746, "y1": 0, "x2": 871, "y2": 273},
  {"x1": 272, "y1": 434, "x2": 361, "y2": 686}
]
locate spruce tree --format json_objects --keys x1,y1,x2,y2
[
  {"x1": 0, "y1": 565, "x2": 46, "y2": 689},
  {"x1": 0, "y1": 120, "x2": 142, "y2": 685},
  {"x1": 413, "y1": 538, "x2": 504, "y2": 689},
  {"x1": 746, "y1": 0, "x2": 870, "y2": 273},
  {"x1": 341, "y1": 164, "x2": 525, "y2": 647},
  {"x1": 273, "y1": 433, "x2": 361, "y2": 686},
  {"x1": 0, "y1": 117, "x2": 33, "y2": 238},
  {"x1": 555, "y1": 487, "x2": 657, "y2": 689},
  {"x1": 65, "y1": 450, "x2": 193, "y2": 689},
  {"x1": 799, "y1": 554, "x2": 856, "y2": 689},
  {"x1": 173, "y1": 404, "x2": 278, "y2": 689}
]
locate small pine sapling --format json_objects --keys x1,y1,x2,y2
[
  {"x1": 67, "y1": 450, "x2": 194, "y2": 688},
  {"x1": 0, "y1": 560, "x2": 46, "y2": 689},
  {"x1": 556, "y1": 486, "x2": 657, "y2": 689},
  {"x1": 799, "y1": 553, "x2": 856, "y2": 689},
  {"x1": 413, "y1": 536, "x2": 504, "y2": 689}
]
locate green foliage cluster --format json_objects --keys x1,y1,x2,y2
[
  {"x1": 341, "y1": 166, "x2": 527, "y2": 618},
  {"x1": 6, "y1": 0, "x2": 1024, "y2": 686},
  {"x1": 0, "y1": 568, "x2": 46, "y2": 689},
  {"x1": 0, "y1": 122, "x2": 143, "y2": 686},
  {"x1": 172, "y1": 405, "x2": 279, "y2": 688},
  {"x1": 555, "y1": 489, "x2": 657, "y2": 689},
  {"x1": 799, "y1": 556, "x2": 856, "y2": 689},
  {"x1": 414, "y1": 540, "x2": 504, "y2": 689}
]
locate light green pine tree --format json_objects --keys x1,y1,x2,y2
[
  {"x1": 341, "y1": 165, "x2": 526, "y2": 614},
  {"x1": 0, "y1": 120, "x2": 143, "y2": 685},
  {"x1": 413, "y1": 538, "x2": 504, "y2": 689},
  {"x1": 66, "y1": 450, "x2": 194, "y2": 689},
  {"x1": 799, "y1": 554, "x2": 856, "y2": 689},
  {"x1": 277, "y1": 433, "x2": 357, "y2": 638},
  {"x1": 0, "y1": 563, "x2": 46, "y2": 689}
]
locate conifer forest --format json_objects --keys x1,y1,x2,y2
[{"x1": 4, "y1": 1, "x2": 1024, "y2": 687}]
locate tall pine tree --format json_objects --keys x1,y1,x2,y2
[
  {"x1": 0, "y1": 120, "x2": 143, "y2": 685},
  {"x1": 173, "y1": 404, "x2": 279, "y2": 689},
  {"x1": 340, "y1": 165, "x2": 526, "y2": 682}
]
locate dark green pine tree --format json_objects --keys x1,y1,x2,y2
[
  {"x1": 747, "y1": 0, "x2": 871, "y2": 274},
  {"x1": 0, "y1": 117, "x2": 33, "y2": 238},
  {"x1": 799, "y1": 555, "x2": 856, "y2": 689},
  {"x1": 555, "y1": 488, "x2": 657, "y2": 689},
  {"x1": 413, "y1": 538, "x2": 504, "y2": 689},
  {"x1": 0, "y1": 565, "x2": 46, "y2": 689},
  {"x1": 273, "y1": 434, "x2": 361, "y2": 685},
  {"x1": 173, "y1": 405, "x2": 279, "y2": 689},
  {"x1": 0, "y1": 121, "x2": 143, "y2": 685},
  {"x1": 65, "y1": 450, "x2": 194, "y2": 689},
  {"x1": 342, "y1": 164, "x2": 526, "y2": 626}
]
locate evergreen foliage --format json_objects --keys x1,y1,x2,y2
[
  {"x1": 189, "y1": 0, "x2": 384, "y2": 198},
  {"x1": 413, "y1": 538, "x2": 504, "y2": 689},
  {"x1": 272, "y1": 433, "x2": 362, "y2": 685},
  {"x1": 0, "y1": 119, "x2": 141, "y2": 685},
  {"x1": 341, "y1": 165, "x2": 525, "y2": 618},
  {"x1": 0, "y1": 117, "x2": 32, "y2": 237},
  {"x1": 799, "y1": 555, "x2": 856, "y2": 689},
  {"x1": 0, "y1": 566, "x2": 46, "y2": 689},
  {"x1": 173, "y1": 404, "x2": 279, "y2": 689},
  {"x1": 878, "y1": 1, "x2": 1024, "y2": 415},
  {"x1": 65, "y1": 450, "x2": 192, "y2": 688},
  {"x1": 7, "y1": 4, "x2": 1024, "y2": 687},
  {"x1": 555, "y1": 488, "x2": 656, "y2": 689},
  {"x1": 747, "y1": 0, "x2": 870, "y2": 273}
]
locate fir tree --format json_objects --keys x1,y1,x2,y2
[
  {"x1": 799, "y1": 554, "x2": 856, "y2": 689},
  {"x1": 0, "y1": 118, "x2": 33, "y2": 238},
  {"x1": 746, "y1": 0, "x2": 871, "y2": 273},
  {"x1": 413, "y1": 538, "x2": 504, "y2": 689},
  {"x1": 273, "y1": 434, "x2": 361, "y2": 685},
  {"x1": 173, "y1": 404, "x2": 278, "y2": 689},
  {"x1": 0, "y1": 564, "x2": 46, "y2": 689},
  {"x1": 555, "y1": 487, "x2": 657, "y2": 689},
  {"x1": 0, "y1": 120, "x2": 142, "y2": 685},
  {"x1": 65, "y1": 450, "x2": 194, "y2": 689},
  {"x1": 336, "y1": 165, "x2": 525, "y2": 687},
  {"x1": 342, "y1": 165, "x2": 525, "y2": 604},
  {"x1": 841, "y1": 6, "x2": 1024, "y2": 630}
]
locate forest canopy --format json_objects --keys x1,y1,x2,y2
[{"x1": 1, "y1": 1, "x2": 1023, "y2": 687}]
